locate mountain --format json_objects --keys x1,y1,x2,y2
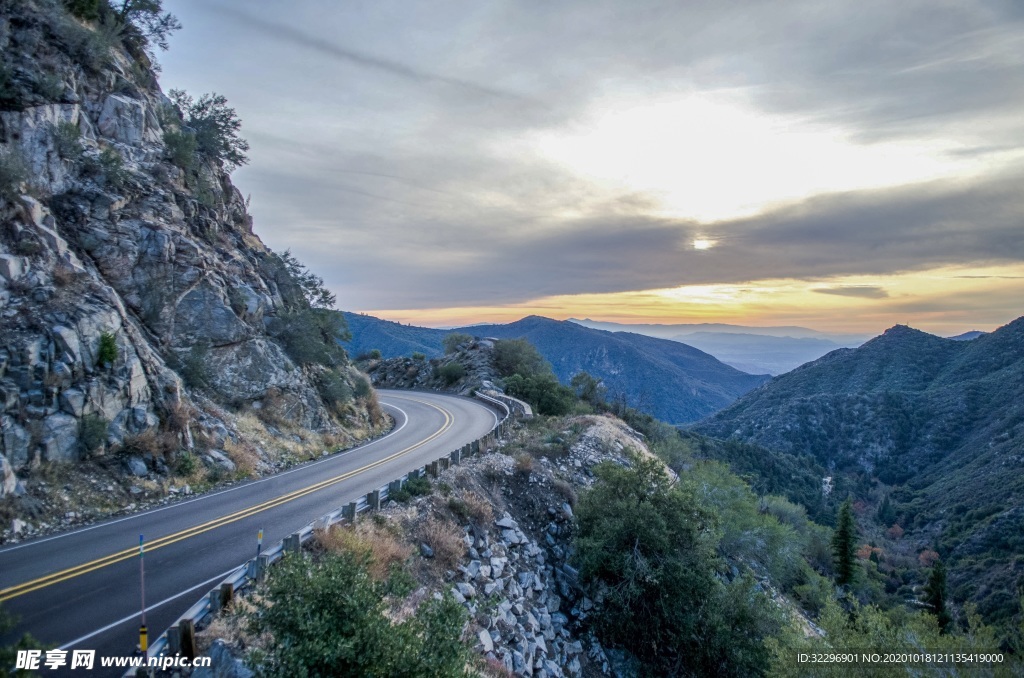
[
  {"x1": 694, "y1": 318, "x2": 1024, "y2": 625},
  {"x1": 342, "y1": 312, "x2": 448, "y2": 358},
  {"x1": 948, "y1": 330, "x2": 986, "y2": 341},
  {"x1": 569, "y1": 317, "x2": 867, "y2": 343},
  {"x1": 465, "y1": 316, "x2": 769, "y2": 424},
  {"x1": 672, "y1": 331, "x2": 843, "y2": 375}
]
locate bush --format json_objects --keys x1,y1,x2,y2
[
  {"x1": 411, "y1": 351, "x2": 426, "y2": 361},
  {"x1": 504, "y1": 373, "x2": 575, "y2": 415},
  {"x1": 443, "y1": 332, "x2": 472, "y2": 354},
  {"x1": 175, "y1": 451, "x2": 197, "y2": 476},
  {"x1": 574, "y1": 453, "x2": 783, "y2": 675},
  {"x1": 64, "y1": 0, "x2": 105, "y2": 20},
  {"x1": 0, "y1": 149, "x2": 28, "y2": 201},
  {"x1": 162, "y1": 128, "x2": 197, "y2": 171},
  {"x1": 97, "y1": 331, "x2": 118, "y2": 366},
  {"x1": 85, "y1": 147, "x2": 129, "y2": 189},
  {"x1": 79, "y1": 414, "x2": 109, "y2": 454},
  {"x1": 179, "y1": 340, "x2": 211, "y2": 390},
  {"x1": 317, "y1": 369, "x2": 352, "y2": 411},
  {"x1": 437, "y1": 362, "x2": 466, "y2": 385},
  {"x1": 246, "y1": 551, "x2": 470, "y2": 677}
]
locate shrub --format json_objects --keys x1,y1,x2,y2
[
  {"x1": 85, "y1": 147, "x2": 129, "y2": 190},
  {"x1": 179, "y1": 340, "x2": 211, "y2": 390},
  {"x1": 162, "y1": 128, "x2": 197, "y2": 171},
  {"x1": 419, "y1": 517, "x2": 465, "y2": 571},
  {"x1": 32, "y1": 73, "x2": 65, "y2": 101},
  {"x1": 514, "y1": 452, "x2": 533, "y2": 478},
  {"x1": 79, "y1": 414, "x2": 109, "y2": 454},
  {"x1": 411, "y1": 351, "x2": 426, "y2": 361},
  {"x1": 175, "y1": 451, "x2": 197, "y2": 476},
  {"x1": 317, "y1": 522, "x2": 412, "y2": 582},
  {"x1": 65, "y1": 0, "x2": 105, "y2": 20},
  {"x1": 317, "y1": 369, "x2": 352, "y2": 412},
  {"x1": 96, "y1": 331, "x2": 118, "y2": 366},
  {"x1": 0, "y1": 149, "x2": 28, "y2": 201},
  {"x1": 493, "y1": 338, "x2": 549, "y2": 378},
  {"x1": 246, "y1": 551, "x2": 470, "y2": 677},
  {"x1": 437, "y1": 362, "x2": 466, "y2": 385},
  {"x1": 443, "y1": 332, "x2": 472, "y2": 354}
]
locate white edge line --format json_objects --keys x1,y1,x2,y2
[
  {"x1": 57, "y1": 566, "x2": 239, "y2": 650},
  {"x1": 0, "y1": 402, "x2": 409, "y2": 556}
]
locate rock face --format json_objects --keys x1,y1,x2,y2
[{"x1": 0, "y1": 3, "x2": 374, "y2": 505}]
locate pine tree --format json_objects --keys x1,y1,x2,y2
[
  {"x1": 924, "y1": 559, "x2": 952, "y2": 633},
  {"x1": 876, "y1": 494, "x2": 896, "y2": 526},
  {"x1": 832, "y1": 498, "x2": 858, "y2": 586}
]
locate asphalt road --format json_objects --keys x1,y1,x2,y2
[{"x1": 0, "y1": 390, "x2": 498, "y2": 674}]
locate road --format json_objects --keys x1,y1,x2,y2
[{"x1": 0, "y1": 390, "x2": 498, "y2": 674}]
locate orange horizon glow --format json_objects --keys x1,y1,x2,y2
[{"x1": 351, "y1": 264, "x2": 1024, "y2": 337}]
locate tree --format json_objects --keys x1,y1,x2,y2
[
  {"x1": 574, "y1": 453, "x2": 781, "y2": 675},
  {"x1": 832, "y1": 499, "x2": 858, "y2": 587},
  {"x1": 570, "y1": 371, "x2": 604, "y2": 404},
  {"x1": 442, "y1": 332, "x2": 472, "y2": 354},
  {"x1": 923, "y1": 559, "x2": 952, "y2": 633},
  {"x1": 168, "y1": 89, "x2": 249, "y2": 170},
  {"x1": 493, "y1": 338, "x2": 549, "y2": 378},
  {"x1": 114, "y1": 0, "x2": 181, "y2": 51},
  {"x1": 876, "y1": 494, "x2": 896, "y2": 526}
]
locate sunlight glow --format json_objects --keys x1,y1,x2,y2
[
  {"x1": 692, "y1": 238, "x2": 716, "y2": 250},
  {"x1": 523, "y1": 92, "x2": 1015, "y2": 223},
  {"x1": 361, "y1": 264, "x2": 1024, "y2": 336}
]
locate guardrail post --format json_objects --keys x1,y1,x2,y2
[
  {"x1": 426, "y1": 461, "x2": 438, "y2": 478},
  {"x1": 450, "y1": 448, "x2": 461, "y2": 465},
  {"x1": 368, "y1": 489, "x2": 381, "y2": 510},
  {"x1": 462, "y1": 443, "x2": 471, "y2": 459},
  {"x1": 284, "y1": 533, "x2": 301, "y2": 552},
  {"x1": 166, "y1": 625, "x2": 181, "y2": 655},
  {"x1": 256, "y1": 554, "x2": 270, "y2": 582},
  {"x1": 343, "y1": 501, "x2": 357, "y2": 521},
  {"x1": 179, "y1": 619, "x2": 197, "y2": 661},
  {"x1": 389, "y1": 479, "x2": 402, "y2": 494},
  {"x1": 471, "y1": 440, "x2": 480, "y2": 455},
  {"x1": 219, "y1": 582, "x2": 234, "y2": 610},
  {"x1": 208, "y1": 588, "x2": 221, "y2": 615}
]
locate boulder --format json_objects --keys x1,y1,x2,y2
[
  {"x1": 0, "y1": 454, "x2": 17, "y2": 497},
  {"x1": 40, "y1": 413, "x2": 79, "y2": 462},
  {"x1": 0, "y1": 255, "x2": 28, "y2": 282},
  {"x1": 97, "y1": 94, "x2": 147, "y2": 145}
]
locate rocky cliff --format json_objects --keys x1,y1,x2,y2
[{"x1": 0, "y1": 1, "x2": 380, "y2": 535}]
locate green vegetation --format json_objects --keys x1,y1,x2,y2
[
  {"x1": 924, "y1": 559, "x2": 953, "y2": 633},
  {"x1": 493, "y1": 338, "x2": 549, "y2": 379},
  {"x1": 179, "y1": 340, "x2": 211, "y2": 391},
  {"x1": 79, "y1": 414, "x2": 109, "y2": 454},
  {"x1": 264, "y1": 251, "x2": 350, "y2": 368},
  {"x1": 832, "y1": 499, "x2": 858, "y2": 587},
  {"x1": 575, "y1": 453, "x2": 784, "y2": 675},
  {"x1": 389, "y1": 475, "x2": 432, "y2": 503},
  {"x1": 411, "y1": 352, "x2": 426, "y2": 361},
  {"x1": 0, "y1": 149, "x2": 28, "y2": 201},
  {"x1": 166, "y1": 89, "x2": 249, "y2": 171},
  {"x1": 96, "y1": 331, "x2": 118, "y2": 366},
  {"x1": 493, "y1": 339, "x2": 576, "y2": 415},
  {"x1": 1, "y1": 605, "x2": 43, "y2": 678},
  {"x1": 442, "y1": 332, "x2": 472, "y2": 354},
  {"x1": 247, "y1": 551, "x2": 470, "y2": 677},
  {"x1": 51, "y1": 121, "x2": 84, "y2": 160},
  {"x1": 316, "y1": 369, "x2": 353, "y2": 412},
  {"x1": 436, "y1": 362, "x2": 466, "y2": 385}
]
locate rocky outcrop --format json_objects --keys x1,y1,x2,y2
[
  {"x1": 0, "y1": 3, "x2": 375, "y2": 510},
  {"x1": 366, "y1": 339, "x2": 499, "y2": 395}
]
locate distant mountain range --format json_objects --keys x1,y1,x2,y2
[
  {"x1": 569, "y1": 318, "x2": 866, "y2": 374},
  {"x1": 342, "y1": 313, "x2": 769, "y2": 423},
  {"x1": 694, "y1": 316, "x2": 1024, "y2": 625}
]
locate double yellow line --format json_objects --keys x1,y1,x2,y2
[{"x1": 0, "y1": 396, "x2": 452, "y2": 603}]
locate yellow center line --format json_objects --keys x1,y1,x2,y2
[{"x1": 0, "y1": 395, "x2": 453, "y2": 602}]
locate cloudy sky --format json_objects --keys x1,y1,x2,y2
[{"x1": 160, "y1": 0, "x2": 1024, "y2": 334}]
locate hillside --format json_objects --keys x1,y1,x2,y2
[
  {"x1": 694, "y1": 317, "x2": 1024, "y2": 625},
  {"x1": 466, "y1": 316, "x2": 769, "y2": 424},
  {"x1": 341, "y1": 311, "x2": 447, "y2": 358},
  {"x1": 0, "y1": 1, "x2": 381, "y2": 535}
]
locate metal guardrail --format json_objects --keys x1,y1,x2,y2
[{"x1": 128, "y1": 391, "x2": 512, "y2": 675}]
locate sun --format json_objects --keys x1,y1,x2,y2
[{"x1": 692, "y1": 238, "x2": 715, "y2": 251}]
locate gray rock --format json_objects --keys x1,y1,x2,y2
[
  {"x1": 455, "y1": 582, "x2": 477, "y2": 599},
  {"x1": 125, "y1": 456, "x2": 147, "y2": 477},
  {"x1": 420, "y1": 543, "x2": 434, "y2": 558},
  {"x1": 1, "y1": 418, "x2": 31, "y2": 468},
  {"x1": 192, "y1": 639, "x2": 254, "y2": 678},
  {"x1": 0, "y1": 454, "x2": 17, "y2": 497},
  {"x1": 478, "y1": 629, "x2": 494, "y2": 653},
  {"x1": 59, "y1": 388, "x2": 86, "y2": 417},
  {"x1": 0, "y1": 255, "x2": 29, "y2": 282},
  {"x1": 204, "y1": 449, "x2": 236, "y2": 473},
  {"x1": 41, "y1": 413, "x2": 79, "y2": 462}
]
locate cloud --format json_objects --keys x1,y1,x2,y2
[{"x1": 813, "y1": 286, "x2": 889, "y2": 299}]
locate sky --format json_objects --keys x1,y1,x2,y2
[{"x1": 159, "y1": 0, "x2": 1024, "y2": 335}]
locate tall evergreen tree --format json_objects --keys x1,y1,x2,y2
[
  {"x1": 876, "y1": 494, "x2": 896, "y2": 526},
  {"x1": 923, "y1": 559, "x2": 952, "y2": 633},
  {"x1": 832, "y1": 498, "x2": 858, "y2": 586}
]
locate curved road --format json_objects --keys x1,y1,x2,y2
[{"x1": 0, "y1": 390, "x2": 498, "y2": 672}]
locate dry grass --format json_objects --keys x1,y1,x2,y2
[
  {"x1": 460, "y1": 491, "x2": 493, "y2": 527},
  {"x1": 514, "y1": 452, "x2": 533, "y2": 478},
  {"x1": 363, "y1": 390, "x2": 385, "y2": 427},
  {"x1": 164, "y1": 400, "x2": 193, "y2": 434},
  {"x1": 316, "y1": 520, "x2": 412, "y2": 581},
  {"x1": 223, "y1": 437, "x2": 260, "y2": 477},
  {"x1": 418, "y1": 516, "x2": 465, "y2": 571},
  {"x1": 551, "y1": 478, "x2": 578, "y2": 507}
]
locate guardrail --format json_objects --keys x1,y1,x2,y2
[{"x1": 128, "y1": 391, "x2": 512, "y2": 676}]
